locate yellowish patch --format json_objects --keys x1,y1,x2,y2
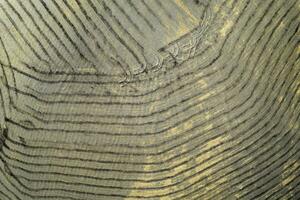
[
  {"x1": 77, "y1": 67, "x2": 96, "y2": 73},
  {"x1": 220, "y1": 20, "x2": 234, "y2": 37},
  {"x1": 183, "y1": 121, "x2": 194, "y2": 130},
  {"x1": 279, "y1": 21, "x2": 286, "y2": 29},
  {"x1": 281, "y1": 160, "x2": 300, "y2": 186},
  {"x1": 198, "y1": 92, "x2": 212, "y2": 103},
  {"x1": 297, "y1": 87, "x2": 300, "y2": 96},
  {"x1": 203, "y1": 124, "x2": 214, "y2": 131},
  {"x1": 60, "y1": 1, "x2": 77, "y2": 19},
  {"x1": 233, "y1": 5, "x2": 241, "y2": 16},
  {"x1": 196, "y1": 137, "x2": 227, "y2": 165},
  {"x1": 167, "y1": 119, "x2": 194, "y2": 137},
  {"x1": 213, "y1": 4, "x2": 221, "y2": 13},
  {"x1": 126, "y1": 134, "x2": 228, "y2": 198},
  {"x1": 282, "y1": 175, "x2": 296, "y2": 186},
  {"x1": 175, "y1": 20, "x2": 191, "y2": 37},
  {"x1": 175, "y1": 0, "x2": 198, "y2": 24},
  {"x1": 205, "y1": 136, "x2": 225, "y2": 149},
  {"x1": 148, "y1": 102, "x2": 158, "y2": 112},
  {"x1": 198, "y1": 79, "x2": 208, "y2": 87},
  {"x1": 283, "y1": 160, "x2": 300, "y2": 171},
  {"x1": 297, "y1": 45, "x2": 300, "y2": 55},
  {"x1": 278, "y1": 96, "x2": 284, "y2": 102}
]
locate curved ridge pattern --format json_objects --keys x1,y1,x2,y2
[{"x1": 0, "y1": 0, "x2": 299, "y2": 199}]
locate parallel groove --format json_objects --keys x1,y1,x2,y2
[{"x1": 0, "y1": 0, "x2": 299, "y2": 199}]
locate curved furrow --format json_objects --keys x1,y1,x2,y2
[
  {"x1": 1, "y1": 52, "x2": 298, "y2": 195},
  {"x1": 6, "y1": 21, "x2": 298, "y2": 161},
  {"x1": 1, "y1": 27, "x2": 298, "y2": 198},
  {"x1": 180, "y1": 40, "x2": 297, "y2": 198},
  {"x1": 4, "y1": 0, "x2": 296, "y2": 150},
  {"x1": 5, "y1": 42, "x2": 300, "y2": 176},
  {"x1": 0, "y1": 0, "x2": 299, "y2": 199},
  {"x1": 7, "y1": 1, "x2": 288, "y2": 134},
  {"x1": 0, "y1": 0, "x2": 225, "y2": 84}
]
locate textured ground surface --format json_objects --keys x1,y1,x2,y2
[{"x1": 0, "y1": 0, "x2": 299, "y2": 199}]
